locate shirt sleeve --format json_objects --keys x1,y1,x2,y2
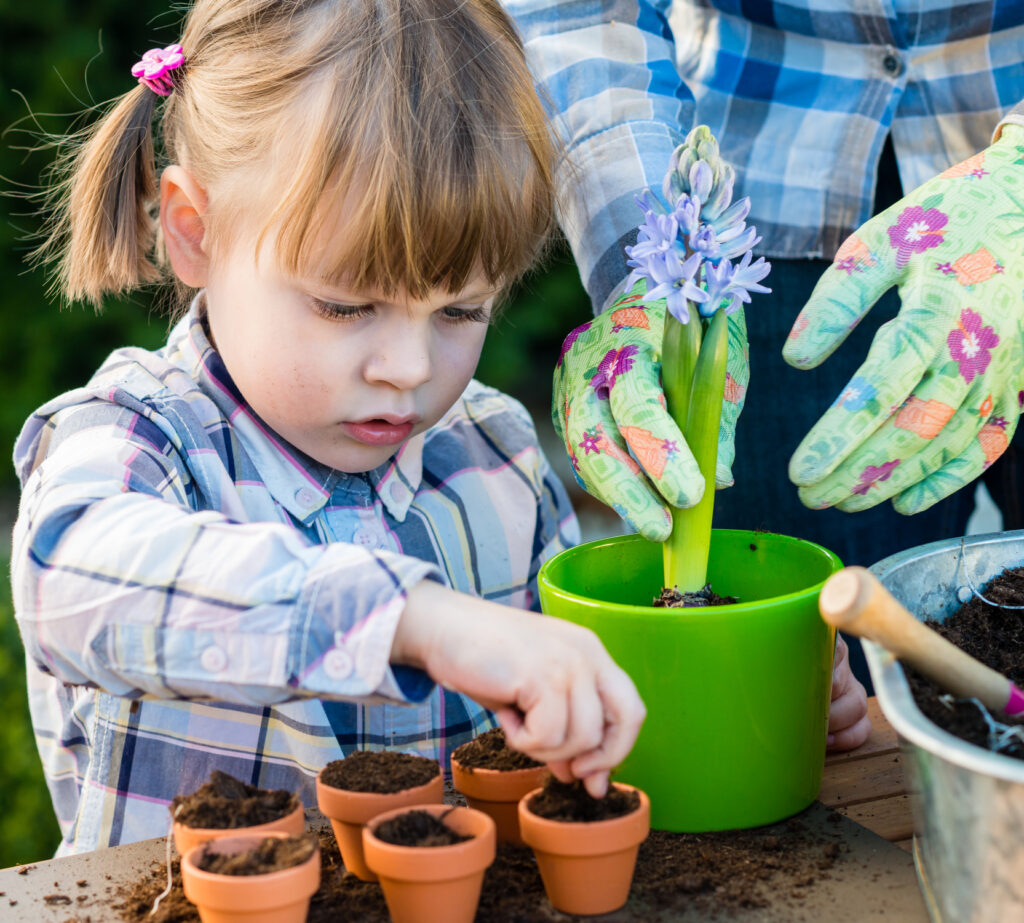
[
  {"x1": 506, "y1": 0, "x2": 694, "y2": 312},
  {"x1": 995, "y1": 100, "x2": 1024, "y2": 139},
  {"x1": 12, "y1": 398, "x2": 439, "y2": 707}
]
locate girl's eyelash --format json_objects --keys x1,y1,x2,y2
[
  {"x1": 310, "y1": 298, "x2": 374, "y2": 321},
  {"x1": 441, "y1": 305, "x2": 489, "y2": 325}
]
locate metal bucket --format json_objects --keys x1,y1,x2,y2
[{"x1": 867, "y1": 529, "x2": 1024, "y2": 922}]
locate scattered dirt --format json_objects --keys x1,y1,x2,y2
[
  {"x1": 904, "y1": 565, "x2": 1024, "y2": 760},
  {"x1": 654, "y1": 584, "x2": 739, "y2": 607},
  {"x1": 319, "y1": 751, "x2": 440, "y2": 794},
  {"x1": 451, "y1": 728, "x2": 543, "y2": 771},
  {"x1": 114, "y1": 809, "x2": 848, "y2": 921},
  {"x1": 372, "y1": 809, "x2": 471, "y2": 847},
  {"x1": 170, "y1": 770, "x2": 299, "y2": 829},
  {"x1": 195, "y1": 834, "x2": 317, "y2": 876},
  {"x1": 525, "y1": 778, "x2": 640, "y2": 822}
]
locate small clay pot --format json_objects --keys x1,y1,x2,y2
[
  {"x1": 450, "y1": 756, "x2": 548, "y2": 846},
  {"x1": 518, "y1": 783, "x2": 651, "y2": 916},
  {"x1": 173, "y1": 803, "x2": 306, "y2": 858},
  {"x1": 316, "y1": 766, "x2": 443, "y2": 881},
  {"x1": 180, "y1": 832, "x2": 320, "y2": 923},
  {"x1": 362, "y1": 803, "x2": 496, "y2": 923}
]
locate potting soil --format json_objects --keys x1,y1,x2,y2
[
  {"x1": 451, "y1": 727, "x2": 544, "y2": 771},
  {"x1": 904, "y1": 564, "x2": 1024, "y2": 760},
  {"x1": 170, "y1": 770, "x2": 299, "y2": 828},
  {"x1": 114, "y1": 812, "x2": 848, "y2": 922},
  {"x1": 372, "y1": 809, "x2": 471, "y2": 847},
  {"x1": 525, "y1": 777, "x2": 640, "y2": 822},
  {"x1": 654, "y1": 583, "x2": 739, "y2": 607},
  {"x1": 194, "y1": 834, "x2": 317, "y2": 876},
  {"x1": 319, "y1": 749, "x2": 440, "y2": 793}
]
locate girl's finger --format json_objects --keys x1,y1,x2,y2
[
  {"x1": 569, "y1": 665, "x2": 646, "y2": 780},
  {"x1": 827, "y1": 713, "x2": 872, "y2": 752},
  {"x1": 828, "y1": 683, "x2": 868, "y2": 733},
  {"x1": 502, "y1": 682, "x2": 569, "y2": 756}
]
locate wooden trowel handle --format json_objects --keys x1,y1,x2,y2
[{"x1": 819, "y1": 566, "x2": 1024, "y2": 718}]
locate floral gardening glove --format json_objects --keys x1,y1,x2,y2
[
  {"x1": 784, "y1": 124, "x2": 1024, "y2": 514},
  {"x1": 553, "y1": 279, "x2": 749, "y2": 541}
]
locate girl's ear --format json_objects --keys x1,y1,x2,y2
[{"x1": 160, "y1": 165, "x2": 210, "y2": 287}]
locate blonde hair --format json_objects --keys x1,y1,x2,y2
[{"x1": 40, "y1": 0, "x2": 559, "y2": 307}]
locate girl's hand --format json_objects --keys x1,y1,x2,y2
[
  {"x1": 393, "y1": 580, "x2": 646, "y2": 797},
  {"x1": 827, "y1": 634, "x2": 871, "y2": 752}
]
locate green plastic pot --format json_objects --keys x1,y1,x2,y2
[{"x1": 538, "y1": 529, "x2": 841, "y2": 832}]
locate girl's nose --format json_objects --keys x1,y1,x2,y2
[{"x1": 364, "y1": 330, "x2": 433, "y2": 390}]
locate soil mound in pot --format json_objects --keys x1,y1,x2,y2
[
  {"x1": 171, "y1": 770, "x2": 300, "y2": 829},
  {"x1": 373, "y1": 809, "x2": 472, "y2": 847},
  {"x1": 195, "y1": 834, "x2": 317, "y2": 876},
  {"x1": 526, "y1": 778, "x2": 639, "y2": 822},
  {"x1": 654, "y1": 583, "x2": 738, "y2": 607},
  {"x1": 904, "y1": 565, "x2": 1024, "y2": 760},
  {"x1": 319, "y1": 751, "x2": 440, "y2": 793},
  {"x1": 451, "y1": 728, "x2": 543, "y2": 771}
]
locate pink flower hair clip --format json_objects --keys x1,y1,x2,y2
[{"x1": 131, "y1": 44, "x2": 185, "y2": 97}]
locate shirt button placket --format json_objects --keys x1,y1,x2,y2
[{"x1": 882, "y1": 49, "x2": 903, "y2": 77}]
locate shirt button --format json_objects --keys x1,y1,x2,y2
[
  {"x1": 324, "y1": 648, "x2": 354, "y2": 680},
  {"x1": 353, "y1": 528, "x2": 377, "y2": 547},
  {"x1": 295, "y1": 486, "x2": 319, "y2": 507},
  {"x1": 882, "y1": 52, "x2": 902, "y2": 76},
  {"x1": 200, "y1": 645, "x2": 228, "y2": 673}
]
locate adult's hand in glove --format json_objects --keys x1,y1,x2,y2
[
  {"x1": 553, "y1": 281, "x2": 749, "y2": 541},
  {"x1": 784, "y1": 125, "x2": 1024, "y2": 514}
]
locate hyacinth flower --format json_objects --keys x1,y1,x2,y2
[{"x1": 625, "y1": 126, "x2": 771, "y2": 597}]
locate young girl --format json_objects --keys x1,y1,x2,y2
[{"x1": 12, "y1": 0, "x2": 645, "y2": 855}]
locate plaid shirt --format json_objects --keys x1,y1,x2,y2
[
  {"x1": 507, "y1": 0, "x2": 1024, "y2": 309},
  {"x1": 12, "y1": 304, "x2": 578, "y2": 855}
]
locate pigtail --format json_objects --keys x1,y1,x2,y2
[{"x1": 38, "y1": 85, "x2": 163, "y2": 307}]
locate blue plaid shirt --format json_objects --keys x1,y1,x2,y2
[
  {"x1": 12, "y1": 303, "x2": 579, "y2": 855},
  {"x1": 506, "y1": 0, "x2": 1024, "y2": 309}
]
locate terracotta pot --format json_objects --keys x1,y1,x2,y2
[
  {"x1": 180, "y1": 832, "x2": 320, "y2": 923},
  {"x1": 518, "y1": 783, "x2": 651, "y2": 916},
  {"x1": 315, "y1": 767, "x2": 443, "y2": 881},
  {"x1": 362, "y1": 803, "x2": 496, "y2": 923},
  {"x1": 450, "y1": 756, "x2": 547, "y2": 846},
  {"x1": 173, "y1": 803, "x2": 305, "y2": 858}
]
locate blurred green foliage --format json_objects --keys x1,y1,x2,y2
[{"x1": 0, "y1": 2, "x2": 589, "y2": 864}]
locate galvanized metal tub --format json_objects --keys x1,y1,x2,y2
[{"x1": 866, "y1": 529, "x2": 1024, "y2": 922}]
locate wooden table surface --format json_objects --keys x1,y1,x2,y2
[
  {"x1": 821, "y1": 697, "x2": 915, "y2": 852},
  {"x1": 0, "y1": 697, "x2": 926, "y2": 921}
]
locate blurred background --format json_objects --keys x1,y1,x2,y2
[{"x1": 0, "y1": 1, "x2": 619, "y2": 866}]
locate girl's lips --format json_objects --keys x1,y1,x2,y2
[{"x1": 341, "y1": 420, "x2": 415, "y2": 446}]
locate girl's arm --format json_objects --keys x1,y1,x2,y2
[
  {"x1": 13, "y1": 399, "x2": 438, "y2": 707},
  {"x1": 506, "y1": 0, "x2": 693, "y2": 310}
]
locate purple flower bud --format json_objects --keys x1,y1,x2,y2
[
  {"x1": 689, "y1": 224, "x2": 720, "y2": 260},
  {"x1": 689, "y1": 161, "x2": 714, "y2": 202},
  {"x1": 673, "y1": 194, "x2": 701, "y2": 235}
]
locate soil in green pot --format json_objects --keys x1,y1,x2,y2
[
  {"x1": 373, "y1": 809, "x2": 471, "y2": 847},
  {"x1": 451, "y1": 728, "x2": 542, "y2": 772},
  {"x1": 171, "y1": 770, "x2": 300, "y2": 829},
  {"x1": 904, "y1": 565, "x2": 1024, "y2": 760},
  {"x1": 319, "y1": 750, "x2": 440, "y2": 793},
  {"x1": 525, "y1": 778, "x2": 639, "y2": 822},
  {"x1": 653, "y1": 583, "x2": 738, "y2": 608},
  {"x1": 195, "y1": 834, "x2": 317, "y2": 876}
]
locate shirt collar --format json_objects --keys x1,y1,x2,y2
[{"x1": 172, "y1": 295, "x2": 424, "y2": 523}]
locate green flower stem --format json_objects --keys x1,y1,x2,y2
[{"x1": 662, "y1": 307, "x2": 728, "y2": 592}]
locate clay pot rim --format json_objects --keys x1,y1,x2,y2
[
  {"x1": 518, "y1": 783, "x2": 651, "y2": 855},
  {"x1": 182, "y1": 831, "x2": 319, "y2": 881},
  {"x1": 315, "y1": 767, "x2": 443, "y2": 823},
  {"x1": 450, "y1": 756, "x2": 546, "y2": 777},
  {"x1": 172, "y1": 800, "x2": 304, "y2": 837},
  {"x1": 362, "y1": 803, "x2": 496, "y2": 880},
  {"x1": 450, "y1": 757, "x2": 548, "y2": 802}
]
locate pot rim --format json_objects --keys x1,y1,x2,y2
[
  {"x1": 316, "y1": 765, "x2": 444, "y2": 824},
  {"x1": 538, "y1": 531, "x2": 841, "y2": 618},
  {"x1": 172, "y1": 800, "x2": 304, "y2": 838},
  {"x1": 518, "y1": 783, "x2": 650, "y2": 855},
  {"x1": 450, "y1": 757, "x2": 548, "y2": 801},
  {"x1": 180, "y1": 832, "x2": 320, "y2": 910},
  {"x1": 362, "y1": 803, "x2": 496, "y2": 881}
]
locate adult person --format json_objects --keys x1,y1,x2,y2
[{"x1": 507, "y1": 1, "x2": 1024, "y2": 569}]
